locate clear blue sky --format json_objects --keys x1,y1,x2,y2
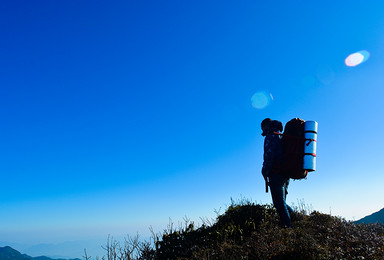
[{"x1": 1, "y1": 0, "x2": 384, "y2": 254}]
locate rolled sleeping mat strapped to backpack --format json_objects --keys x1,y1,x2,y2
[{"x1": 303, "y1": 121, "x2": 318, "y2": 172}]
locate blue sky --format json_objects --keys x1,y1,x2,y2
[{"x1": 1, "y1": 0, "x2": 384, "y2": 256}]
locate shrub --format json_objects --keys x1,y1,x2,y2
[{"x1": 93, "y1": 201, "x2": 384, "y2": 260}]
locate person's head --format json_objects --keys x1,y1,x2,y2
[
  {"x1": 261, "y1": 118, "x2": 272, "y2": 136},
  {"x1": 261, "y1": 118, "x2": 283, "y2": 136}
]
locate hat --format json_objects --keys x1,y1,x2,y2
[
  {"x1": 261, "y1": 118, "x2": 272, "y2": 136},
  {"x1": 261, "y1": 118, "x2": 283, "y2": 136}
]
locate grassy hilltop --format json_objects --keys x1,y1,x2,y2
[{"x1": 94, "y1": 200, "x2": 384, "y2": 260}]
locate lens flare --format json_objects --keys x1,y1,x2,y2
[
  {"x1": 316, "y1": 65, "x2": 334, "y2": 85},
  {"x1": 301, "y1": 75, "x2": 316, "y2": 88},
  {"x1": 251, "y1": 91, "x2": 273, "y2": 109},
  {"x1": 345, "y1": 50, "x2": 370, "y2": 67}
]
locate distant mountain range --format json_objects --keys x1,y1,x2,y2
[
  {"x1": 355, "y1": 207, "x2": 384, "y2": 224},
  {"x1": 0, "y1": 239, "x2": 106, "y2": 259},
  {"x1": 0, "y1": 246, "x2": 80, "y2": 260}
]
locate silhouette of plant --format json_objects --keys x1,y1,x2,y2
[{"x1": 87, "y1": 200, "x2": 384, "y2": 260}]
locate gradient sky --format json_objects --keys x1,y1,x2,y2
[{"x1": 1, "y1": 0, "x2": 384, "y2": 254}]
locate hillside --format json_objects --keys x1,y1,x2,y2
[
  {"x1": 100, "y1": 201, "x2": 384, "y2": 259},
  {"x1": 0, "y1": 246, "x2": 80, "y2": 260},
  {"x1": 4, "y1": 203, "x2": 384, "y2": 260},
  {"x1": 0, "y1": 246, "x2": 26, "y2": 260},
  {"x1": 355, "y1": 207, "x2": 384, "y2": 224}
]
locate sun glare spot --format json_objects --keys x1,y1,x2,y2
[
  {"x1": 345, "y1": 50, "x2": 370, "y2": 67},
  {"x1": 251, "y1": 91, "x2": 273, "y2": 109},
  {"x1": 301, "y1": 75, "x2": 316, "y2": 88},
  {"x1": 316, "y1": 65, "x2": 334, "y2": 85}
]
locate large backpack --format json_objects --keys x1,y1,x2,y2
[{"x1": 281, "y1": 118, "x2": 308, "y2": 179}]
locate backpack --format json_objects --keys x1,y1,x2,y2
[{"x1": 281, "y1": 118, "x2": 308, "y2": 179}]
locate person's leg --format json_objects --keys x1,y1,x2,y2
[
  {"x1": 269, "y1": 174, "x2": 291, "y2": 227},
  {"x1": 283, "y1": 179, "x2": 294, "y2": 214}
]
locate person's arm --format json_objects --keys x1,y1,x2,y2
[
  {"x1": 262, "y1": 135, "x2": 274, "y2": 178},
  {"x1": 262, "y1": 134, "x2": 281, "y2": 177}
]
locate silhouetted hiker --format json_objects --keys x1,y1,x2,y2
[{"x1": 261, "y1": 118, "x2": 294, "y2": 227}]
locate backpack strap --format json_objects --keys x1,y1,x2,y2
[{"x1": 306, "y1": 139, "x2": 317, "y2": 146}]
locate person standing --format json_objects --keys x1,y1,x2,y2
[{"x1": 261, "y1": 118, "x2": 294, "y2": 227}]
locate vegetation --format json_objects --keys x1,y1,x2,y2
[{"x1": 90, "y1": 200, "x2": 384, "y2": 260}]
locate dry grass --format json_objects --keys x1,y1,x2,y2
[{"x1": 93, "y1": 200, "x2": 384, "y2": 260}]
